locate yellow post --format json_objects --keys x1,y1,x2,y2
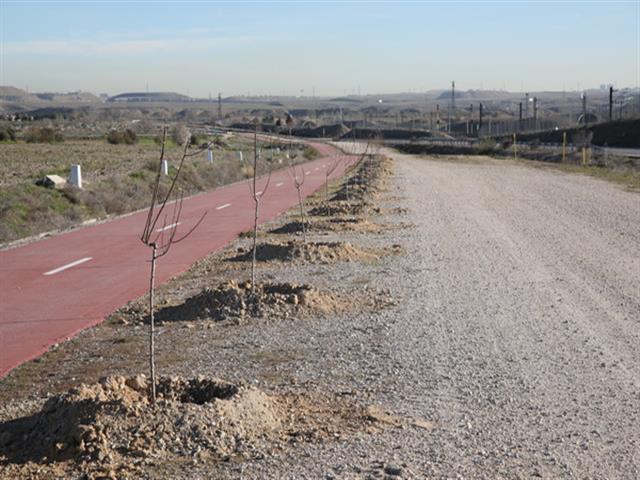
[
  {"x1": 582, "y1": 147, "x2": 587, "y2": 166},
  {"x1": 562, "y1": 131, "x2": 567, "y2": 163},
  {"x1": 513, "y1": 133, "x2": 517, "y2": 160}
]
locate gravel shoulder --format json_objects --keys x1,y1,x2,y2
[{"x1": 1, "y1": 150, "x2": 638, "y2": 478}]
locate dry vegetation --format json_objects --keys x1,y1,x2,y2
[{"x1": 0, "y1": 135, "x2": 309, "y2": 244}]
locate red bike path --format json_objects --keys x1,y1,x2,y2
[{"x1": 0, "y1": 142, "x2": 356, "y2": 378}]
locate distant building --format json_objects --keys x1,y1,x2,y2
[{"x1": 107, "y1": 92, "x2": 192, "y2": 103}]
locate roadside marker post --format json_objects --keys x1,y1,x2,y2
[
  {"x1": 207, "y1": 148, "x2": 213, "y2": 163},
  {"x1": 562, "y1": 132, "x2": 567, "y2": 163},
  {"x1": 69, "y1": 165, "x2": 82, "y2": 189},
  {"x1": 513, "y1": 133, "x2": 517, "y2": 161}
]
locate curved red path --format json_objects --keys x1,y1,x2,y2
[{"x1": 0, "y1": 142, "x2": 356, "y2": 378}]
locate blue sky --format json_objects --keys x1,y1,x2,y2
[{"x1": 1, "y1": 1, "x2": 638, "y2": 96}]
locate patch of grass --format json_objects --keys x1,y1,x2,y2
[
  {"x1": 303, "y1": 146, "x2": 319, "y2": 160},
  {"x1": 129, "y1": 170, "x2": 148, "y2": 180},
  {"x1": 137, "y1": 136, "x2": 158, "y2": 146},
  {"x1": 540, "y1": 163, "x2": 640, "y2": 191},
  {"x1": 418, "y1": 152, "x2": 640, "y2": 192},
  {"x1": 0, "y1": 184, "x2": 78, "y2": 240}
]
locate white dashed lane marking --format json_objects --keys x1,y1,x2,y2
[
  {"x1": 156, "y1": 222, "x2": 180, "y2": 232},
  {"x1": 44, "y1": 257, "x2": 93, "y2": 276}
]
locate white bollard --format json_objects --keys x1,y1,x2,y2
[
  {"x1": 238, "y1": 151, "x2": 243, "y2": 163},
  {"x1": 69, "y1": 164, "x2": 82, "y2": 189},
  {"x1": 207, "y1": 148, "x2": 213, "y2": 163},
  {"x1": 162, "y1": 159, "x2": 169, "y2": 175}
]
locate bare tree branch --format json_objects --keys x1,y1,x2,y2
[{"x1": 139, "y1": 126, "x2": 210, "y2": 402}]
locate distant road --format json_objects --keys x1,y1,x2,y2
[
  {"x1": 0, "y1": 142, "x2": 356, "y2": 378},
  {"x1": 380, "y1": 138, "x2": 640, "y2": 158}
]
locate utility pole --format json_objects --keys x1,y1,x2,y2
[
  {"x1": 518, "y1": 102, "x2": 522, "y2": 131},
  {"x1": 448, "y1": 80, "x2": 455, "y2": 133},
  {"x1": 533, "y1": 97, "x2": 538, "y2": 130},
  {"x1": 451, "y1": 80, "x2": 455, "y2": 110},
  {"x1": 609, "y1": 86, "x2": 614, "y2": 122},
  {"x1": 479, "y1": 102, "x2": 483, "y2": 133},
  {"x1": 217, "y1": 92, "x2": 222, "y2": 121},
  {"x1": 582, "y1": 93, "x2": 587, "y2": 126},
  {"x1": 619, "y1": 99, "x2": 623, "y2": 119}
]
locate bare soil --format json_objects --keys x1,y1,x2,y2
[
  {"x1": 0, "y1": 374, "x2": 409, "y2": 479},
  {"x1": 154, "y1": 280, "x2": 347, "y2": 323},
  {"x1": 228, "y1": 240, "x2": 400, "y2": 264}
]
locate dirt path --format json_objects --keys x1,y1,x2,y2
[
  {"x1": 369, "y1": 151, "x2": 640, "y2": 477},
  {"x1": 238, "y1": 151, "x2": 640, "y2": 478}
]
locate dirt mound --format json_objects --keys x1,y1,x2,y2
[
  {"x1": 308, "y1": 201, "x2": 368, "y2": 217},
  {"x1": 271, "y1": 217, "x2": 387, "y2": 234},
  {"x1": 155, "y1": 280, "x2": 345, "y2": 323},
  {"x1": 332, "y1": 156, "x2": 394, "y2": 203},
  {"x1": 321, "y1": 217, "x2": 389, "y2": 233},
  {"x1": 0, "y1": 375, "x2": 279, "y2": 477},
  {"x1": 306, "y1": 156, "x2": 393, "y2": 219},
  {"x1": 0, "y1": 376, "x2": 406, "y2": 478},
  {"x1": 230, "y1": 240, "x2": 379, "y2": 264},
  {"x1": 269, "y1": 220, "x2": 312, "y2": 235}
]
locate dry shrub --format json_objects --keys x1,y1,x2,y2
[
  {"x1": 24, "y1": 127, "x2": 64, "y2": 144},
  {"x1": 106, "y1": 129, "x2": 137, "y2": 145}
]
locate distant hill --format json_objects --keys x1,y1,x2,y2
[
  {"x1": 35, "y1": 91, "x2": 100, "y2": 103},
  {"x1": 436, "y1": 89, "x2": 515, "y2": 101},
  {"x1": 0, "y1": 86, "x2": 41, "y2": 103},
  {"x1": 0, "y1": 86, "x2": 100, "y2": 113}
]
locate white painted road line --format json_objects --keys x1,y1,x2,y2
[
  {"x1": 256, "y1": 191, "x2": 263, "y2": 195},
  {"x1": 275, "y1": 182, "x2": 284, "y2": 187},
  {"x1": 44, "y1": 257, "x2": 93, "y2": 276},
  {"x1": 216, "y1": 203, "x2": 231, "y2": 210},
  {"x1": 156, "y1": 222, "x2": 180, "y2": 232},
  {"x1": 305, "y1": 171, "x2": 311, "y2": 175}
]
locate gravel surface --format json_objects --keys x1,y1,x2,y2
[
  {"x1": 218, "y1": 151, "x2": 640, "y2": 479},
  {"x1": 2, "y1": 150, "x2": 639, "y2": 478}
]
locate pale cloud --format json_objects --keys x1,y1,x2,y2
[{"x1": 3, "y1": 35, "x2": 252, "y2": 55}]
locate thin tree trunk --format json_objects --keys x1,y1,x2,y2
[
  {"x1": 325, "y1": 175, "x2": 331, "y2": 216},
  {"x1": 297, "y1": 187, "x2": 306, "y2": 243},
  {"x1": 148, "y1": 243, "x2": 157, "y2": 402},
  {"x1": 345, "y1": 170, "x2": 350, "y2": 203},
  {"x1": 251, "y1": 199, "x2": 259, "y2": 291},
  {"x1": 251, "y1": 129, "x2": 258, "y2": 293}
]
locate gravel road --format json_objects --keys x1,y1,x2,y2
[{"x1": 223, "y1": 151, "x2": 640, "y2": 478}]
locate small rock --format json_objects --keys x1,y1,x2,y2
[
  {"x1": 126, "y1": 375, "x2": 147, "y2": 391},
  {"x1": 384, "y1": 465, "x2": 402, "y2": 476}
]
